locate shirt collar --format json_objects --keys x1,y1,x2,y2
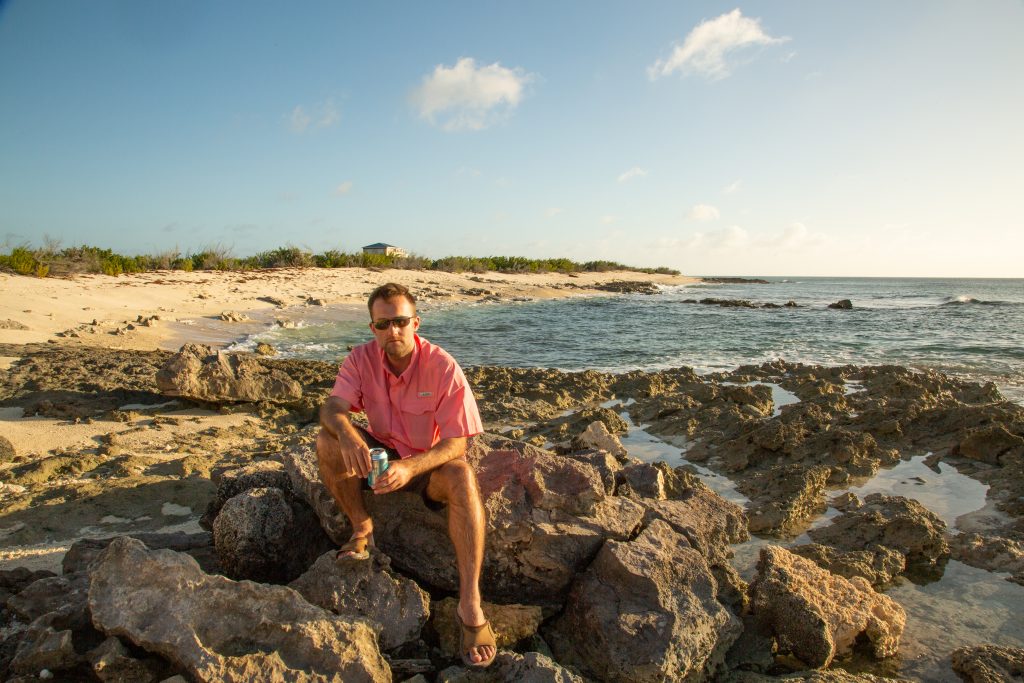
[{"x1": 377, "y1": 333, "x2": 422, "y2": 380}]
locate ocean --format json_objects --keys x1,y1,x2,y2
[{"x1": 238, "y1": 277, "x2": 1024, "y2": 404}]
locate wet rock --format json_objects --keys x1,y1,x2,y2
[
  {"x1": 430, "y1": 597, "x2": 543, "y2": 659},
  {"x1": 63, "y1": 532, "x2": 219, "y2": 575},
  {"x1": 254, "y1": 342, "x2": 276, "y2": 356},
  {"x1": 531, "y1": 406, "x2": 627, "y2": 447},
  {"x1": 0, "y1": 435, "x2": 16, "y2": 463},
  {"x1": 464, "y1": 367, "x2": 613, "y2": 424},
  {"x1": 789, "y1": 543, "x2": 906, "y2": 589},
  {"x1": 218, "y1": 311, "x2": 249, "y2": 322},
  {"x1": 593, "y1": 280, "x2": 659, "y2": 295},
  {"x1": 723, "y1": 671, "x2": 912, "y2": 682},
  {"x1": 806, "y1": 493, "x2": 950, "y2": 570},
  {"x1": 290, "y1": 550, "x2": 430, "y2": 651},
  {"x1": 213, "y1": 487, "x2": 333, "y2": 583},
  {"x1": 951, "y1": 644, "x2": 1024, "y2": 683},
  {"x1": 156, "y1": 343, "x2": 302, "y2": 403},
  {"x1": 955, "y1": 424, "x2": 1024, "y2": 466},
  {"x1": 88, "y1": 537, "x2": 390, "y2": 682},
  {"x1": 949, "y1": 532, "x2": 1024, "y2": 584},
  {"x1": 284, "y1": 433, "x2": 645, "y2": 604},
  {"x1": 741, "y1": 465, "x2": 831, "y2": 536},
  {"x1": 306, "y1": 297, "x2": 327, "y2": 306},
  {"x1": 436, "y1": 651, "x2": 584, "y2": 682},
  {"x1": 828, "y1": 299, "x2": 853, "y2": 310},
  {"x1": 749, "y1": 546, "x2": 905, "y2": 669},
  {"x1": 572, "y1": 420, "x2": 628, "y2": 460},
  {"x1": 549, "y1": 520, "x2": 742, "y2": 682}
]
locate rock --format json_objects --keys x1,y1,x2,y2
[
  {"x1": 563, "y1": 449, "x2": 620, "y2": 495},
  {"x1": 806, "y1": 493, "x2": 949, "y2": 570},
  {"x1": 0, "y1": 319, "x2": 30, "y2": 329},
  {"x1": 549, "y1": 520, "x2": 742, "y2": 682},
  {"x1": 789, "y1": 543, "x2": 906, "y2": 588},
  {"x1": 431, "y1": 597, "x2": 543, "y2": 659},
  {"x1": 306, "y1": 297, "x2": 327, "y2": 306},
  {"x1": 155, "y1": 343, "x2": 302, "y2": 403},
  {"x1": 436, "y1": 651, "x2": 584, "y2": 682},
  {"x1": 951, "y1": 644, "x2": 1024, "y2": 683},
  {"x1": 749, "y1": 546, "x2": 905, "y2": 669},
  {"x1": 63, "y1": 532, "x2": 219, "y2": 575},
  {"x1": 6, "y1": 574, "x2": 90, "y2": 631},
  {"x1": 572, "y1": 421, "x2": 628, "y2": 460},
  {"x1": 218, "y1": 311, "x2": 249, "y2": 322},
  {"x1": 0, "y1": 435, "x2": 16, "y2": 463},
  {"x1": 828, "y1": 300, "x2": 853, "y2": 310},
  {"x1": 616, "y1": 462, "x2": 666, "y2": 499},
  {"x1": 255, "y1": 342, "x2": 277, "y2": 356},
  {"x1": 593, "y1": 280, "x2": 659, "y2": 295},
  {"x1": 88, "y1": 537, "x2": 390, "y2": 682},
  {"x1": 284, "y1": 434, "x2": 645, "y2": 604},
  {"x1": 213, "y1": 487, "x2": 333, "y2": 583},
  {"x1": 259, "y1": 295, "x2": 288, "y2": 307},
  {"x1": 956, "y1": 424, "x2": 1024, "y2": 466},
  {"x1": 201, "y1": 460, "x2": 293, "y2": 529},
  {"x1": 0, "y1": 568, "x2": 57, "y2": 606},
  {"x1": 949, "y1": 532, "x2": 1024, "y2": 582},
  {"x1": 88, "y1": 636, "x2": 167, "y2": 682},
  {"x1": 742, "y1": 465, "x2": 831, "y2": 536},
  {"x1": 9, "y1": 612, "x2": 77, "y2": 676},
  {"x1": 290, "y1": 550, "x2": 430, "y2": 651}
]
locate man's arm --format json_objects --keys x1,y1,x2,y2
[
  {"x1": 370, "y1": 436, "x2": 467, "y2": 494},
  {"x1": 319, "y1": 395, "x2": 372, "y2": 477}
]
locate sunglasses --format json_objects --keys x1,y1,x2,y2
[{"x1": 372, "y1": 316, "x2": 415, "y2": 330}]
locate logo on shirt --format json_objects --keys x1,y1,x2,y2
[{"x1": 418, "y1": 391, "x2": 433, "y2": 397}]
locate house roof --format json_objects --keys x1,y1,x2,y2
[{"x1": 362, "y1": 242, "x2": 398, "y2": 249}]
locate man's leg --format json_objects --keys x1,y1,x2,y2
[
  {"x1": 316, "y1": 430, "x2": 374, "y2": 546},
  {"x1": 425, "y1": 460, "x2": 495, "y2": 665}
]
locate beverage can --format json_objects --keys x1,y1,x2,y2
[{"x1": 368, "y1": 448, "x2": 389, "y2": 487}]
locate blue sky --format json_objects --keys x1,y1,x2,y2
[{"x1": 1, "y1": 1, "x2": 1021, "y2": 277}]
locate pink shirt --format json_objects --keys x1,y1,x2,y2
[{"x1": 329, "y1": 334, "x2": 483, "y2": 458}]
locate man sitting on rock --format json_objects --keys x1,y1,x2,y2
[{"x1": 316, "y1": 282, "x2": 496, "y2": 668}]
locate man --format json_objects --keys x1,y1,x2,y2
[{"x1": 316, "y1": 282, "x2": 496, "y2": 668}]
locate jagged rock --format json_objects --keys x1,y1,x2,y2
[
  {"x1": 285, "y1": 434, "x2": 645, "y2": 604},
  {"x1": 258, "y1": 295, "x2": 288, "y2": 307},
  {"x1": 87, "y1": 636, "x2": 167, "y2": 682},
  {"x1": 63, "y1": 532, "x2": 219, "y2": 575},
  {"x1": 789, "y1": 543, "x2": 906, "y2": 588},
  {"x1": 213, "y1": 487, "x2": 333, "y2": 583},
  {"x1": 255, "y1": 342, "x2": 277, "y2": 356},
  {"x1": 9, "y1": 611, "x2": 78, "y2": 676},
  {"x1": 436, "y1": 651, "x2": 584, "y2": 682},
  {"x1": 0, "y1": 435, "x2": 16, "y2": 463},
  {"x1": 6, "y1": 574, "x2": 90, "y2": 632},
  {"x1": 593, "y1": 280, "x2": 659, "y2": 295},
  {"x1": 806, "y1": 493, "x2": 949, "y2": 570},
  {"x1": 723, "y1": 671, "x2": 912, "y2": 682},
  {"x1": 0, "y1": 568, "x2": 57, "y2": 606},
  {"x1": 218, "y1": 311, "x2": 249, "y2": 322},
  {"x1": 549, "y1": 520, "x2": 742, "y2": 682},
  {"x1": 290, "y1": 550, "x2": 430, "y2": 651},
  {"x1": 201, "y1": 460, "x2": 293, "y2": 529},
  {"x1": 951, "y1": 644, "x2": 1024, "y2": 683},
  {"x1": 563, "y1": 449, "x2": 620, "y2": 495},
  {"x1": 431, "y1": 598, "x2": 543, "y2": 659},
  {"x1": 742, "y1": 465, "x2": 831, "y2": 536},
  {"x1": 956, "y1": 424, "x2": 1024, "y2": 466},
  {"x1": 616, "y1": 462, "x2": 666, "y2": 499},
  {"x1": 828, "y1": 299, "x2": 853, "y2": 309},
  {"x1": 640, "y1": 486, "x2": 749, "y2": 566},
  {"x1": 88, "y1": 537, "x2": 390, "y2": 682},
  {"x1": 572, "y1": 421, "x2": 628, "y2": 460},
  {"x1": 306, "y1": 297, "x2": 327, "y2": 306},
  {"x1": 155, "y1": 343, "x2": 302, "y2": 403},
  {"x1": 949, "y1": 533, "x2": 1024, "y2": 584},
  {"x1": 749, "y1": 546, "x2": 905, "y2": 669}
]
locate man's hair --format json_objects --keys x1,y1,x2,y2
[{"x1": 367, "y1": 282, "x2": 417, "y2": 316}]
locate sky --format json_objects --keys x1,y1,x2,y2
[{"x1": 1, "y1": 1, "x2": 1022, "y2": 277}]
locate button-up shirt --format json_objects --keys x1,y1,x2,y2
[{"x1": 329, "y1": 334, "x2": 483, "y2": 458}]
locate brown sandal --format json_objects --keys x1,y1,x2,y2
[
  {"x1": 458, "y1": 614, "x2": 497, "y2": 668},
  {"x1": 336, "y1": 535, "x2": 372, "y2": 560}
]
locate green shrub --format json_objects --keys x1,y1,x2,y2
[{"x1": 8, "y1": 247, "x2": 38, "y2": 275}]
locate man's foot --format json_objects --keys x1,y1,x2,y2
[
  {"x1": 336, "y1": 533, "x2": 374, "y2": 560},
  {"x1": 457, "y1": 604, "x2": 497, "y2": 668}
]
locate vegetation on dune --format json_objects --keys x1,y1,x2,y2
[{"x1": 0, "y1": 241, "x2": 680, "y2": 278}]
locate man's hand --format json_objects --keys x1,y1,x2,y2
[
  {"x1": 371, "y1": 458, "x2": 416, "y2": 494},
  {"x1": 319, "y1": 396, "x2": 372, "y2": 477}
]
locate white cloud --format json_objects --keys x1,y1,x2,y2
[
  {"x1": 288, "y1": 99, "x2": 341, "y2": 133},
  {"x1": 713, "y1": 225, "x2": 749, "y2": 249},
  {"x1": 688, "y1": 204, "x2": 720, "y2": 222},
  {"x1": 410, "y1": 57, "x2": 533, "y2": 131},
  {"x1": 601, "y1": 215, "x2": 618, "y2": 224},
  {"x1": 545, "y1": 207, "x2": 563, "y2": 218},
  {"x1": 722, "y1": 179, "x2": 742, "y2": 195},
  {"x1": 648, "y1": 9, "x2": 789, "y2": 81},
  {"x1": 618, "y1": 167, "x2": 648, "y2": 183},
  {"x1": 333, "y1": 181, "x2": 353, "y2": 196}
]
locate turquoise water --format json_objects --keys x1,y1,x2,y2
[{"x1": 241, "y1": 277, "x2": 1024, "y2": 403}]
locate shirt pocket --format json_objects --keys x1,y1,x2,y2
[{"x1": 400, "y1": 397, "x2": 438, "y2": 450}]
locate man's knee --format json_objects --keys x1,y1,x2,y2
[{"x1": 434, "y1": 460, "x2": 479, "y2": 501}]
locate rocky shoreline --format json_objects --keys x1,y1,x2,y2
[{"x1": 1, "y1": 343, "x2": 1023, "y2": 681}]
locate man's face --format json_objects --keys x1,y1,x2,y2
[{"x1": 370, "y1": 296, "x2": 420, "y2": 362}]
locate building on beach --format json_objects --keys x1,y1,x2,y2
[{"x1": 362, "y1": 243, "x2": 407, "y2": 257}]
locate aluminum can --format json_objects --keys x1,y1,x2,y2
[{"x1": 368, "y1": 448, "x2": 389, "y2": 487}]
